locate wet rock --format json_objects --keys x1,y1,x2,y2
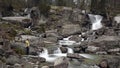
[
  {"x1": 28, "y1": 56, "x2": 46, "y2": 63},
  {"x1": 73, "y1": 47, "x2": 81, "y2": 53},
  {"x1": 67, "y1": 53, "x2": 84, "y2": 59},
  {"x1": 54, "y1": 57, "x2": 69, "y2": 68},
  {"x1": 60, "y1": 47, "x2": 68, "y2": 53}
]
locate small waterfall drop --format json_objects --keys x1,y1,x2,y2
[
  {"x1": 39, "y1": 48, "x2": 49, "y2": 58},
  {"x1": 54, "y1": 48, "x2": 62, "y2": 54},
  {"x1": 88, "y1": 14, "x2": 103, "y2": 30},
  {"x1": 67, "y1": 47, "x2": 74, "y2": 53}
]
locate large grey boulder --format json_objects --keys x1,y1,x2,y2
[
  {"x1": 6, "y1": 55, "x2": 20, "y2": 65},
  {"x1": 54, "y1": 57, "x2": 69, "y2": 68},
  {"x1": 61, "y1": 24, "x2": 81, "y2": 36}
]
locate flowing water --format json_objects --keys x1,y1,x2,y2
[
  {"x1": 39, "y1": 47, "x2": 94, "y2": 62},
  {"x1": 88, "y1": 14, "x2": 103, "y2": 30},
  {"x1": 67, "y1": 47, "x2": 74, "y2": 53}
]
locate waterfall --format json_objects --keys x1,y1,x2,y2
[
  {"x1": 59, "y1": 36, "x2": 76, "y2": 46},
  {"x1": 67, "y1": 47, "x2": 74, "y2": 53},
  {"x1": 88, "y1": 14, "x2": 103, "y2": 30},
  {"x1": 39, "y1": 48, "x2": 49, "y2": 58},
  {"x1": 54, "y1": 48, "x2": 62, "y2": 54}
]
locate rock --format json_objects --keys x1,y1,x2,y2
[
  {"x1": 88, "y1": 35, "x2": 120, "y2": 51},
  {"x1": 69, "y1": 35, "x2": 82, "y2": 42},
  {"x1": 108, "y1": 48, "x2": 120, "y2": 54},
  {"x1": 20, "y1": 35, "x2": 39, "y2": 41},
  {"x1": 22, "y1": 62, "x2": 34, "y2": 68},
  {"x1": 86, "y1": 46, "x2": 99, "y2": 53},
  {"x1": 96, "y1": 51, "x2": 107, "y2": 55},
  {"x1": 29, "y1": 47, "x2": 38, "y2": 56},
  {"x1": 73, "y1": 47, "x2": 81, "y2": 53},
  {"x1": 108, "y1": 57, "x2": 120, "y2": 68},
  {"x1": 10, "y1": 42, "x2": 26, "y2": 55},
  {"x1": 0, "y1": 48, "x2": 5, "y2": 56},
  {"x1": 14, "y1": 63, "x2": 22, "y2": 68},
  {"x1": 45, "y1": 29, "x2": 59, "y2": 37},
  {"x1": 67, "y1": 53, "x2": 84, "y2": 59},
  {"x1": 0, "y1": 61, "x2": 5, "y2": 68},
  {"x1": 6, "y1": 55, "x2": 20, "y2": 65},
  {"x1": 28, "y1": 56, "x2": 46, "y2": 63},
  {"x1": 61, "y1": 24, "x2": 81, "y2": 36},
  {"x1": 98, "y1": 59, "x2": 109, "y2": 68},
  {"x1": 54, "y1": 57, "x2": 69, "y2": 68},
  {"x1": 21, "y1": 19, "x2": 32, "y2": 28},
  {"x1": 60, "y1": 47, "x2": 68, "y2": 53},
  {"x1": 42, "y1": 66, "x2": 49, "y2": 68},
  {"x1": 69, "y1": 9, "x2": 83, "y2": 22},
  {"x1": 44, "y1": 37, "x2": 58, "y2": 43}
]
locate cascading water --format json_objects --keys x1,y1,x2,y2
[
  {"x1": 54, "y1": 48, "x2": 62, "y2": 54},
  {"x1": 88, "y1": 14, "x2": 103, "y2": 30},
  {"x1": 39, "y1": 48, "x2": 56, "y2": 62},
  {"x1": 67, "y1": 47, "x2": 74, "y2": 53},
  {"x1": 39, "y1": 47, "x2": 94, "y2": 62},
  {"x1": 59, "y1": 36, "x2": 76, "y2": 46}
]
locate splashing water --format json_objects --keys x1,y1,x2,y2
[
  {"x1": 67, "y1": 47, "x2": 74, "y2": 53},
  {"x1": 88, "y1": 14, "x2": 103, "y2": 30},
  {"x1": 39, "y1": 48, "x2": 94, "y2": 62},
  {"x1": 54, "y1": 48, "x2": 62, "y2": 54},
  {"x1": 39, "y1": 48, "x2": 56, "y2": 62}
]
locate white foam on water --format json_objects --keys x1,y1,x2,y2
[
  {"x1": 39, "y1": 48, "x2": 94, "y2": 62},
  {"x1": 54, "y1": 48, "x2": 62, "y2": 54},
  {"x1": 67, "y1": 47, "x2": 74, "y2": 53}
]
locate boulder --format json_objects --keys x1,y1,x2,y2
[
  {"x1": 6, "y1": 55, "x2": 20, "y2": 65},
  {"x1": 86, "y1": 46, "x2": 99, "y2": 53},
  {"x1": 108, "y1": 57, "x2": 120, "y2": 68},
  {"x1": 67, "y1": 53, "x2": 84, "y2": 59},
  {"x1": 54, "y1": 57, "x2": 69, "y2": 68},
  {"x1": 73, "y1": 47, "x2": 81, "y2": 53},
  {"x1": 88, "y1": 35, "x2": 120, "y2": 51},
  {"x1": 98, "y1": 59, "x2": 109, "y2": 68},
  {"x1": 61, "y1": 24, "x2": 81, "y2": 36},
  {"x1": 60, "y1": 47, "x2": 68, "y2": 53},
  {"x1": 108, "y1": 48, "x2": 120, "y2": 54},
  {"x1": 28, "y1": 56, "x2": 46, "y2": 63},
  {"x1": 22, "y1": 62, "x2": 34, "y2": 68},
  {"x1": 69, "y1": 35, "x2": 82, "y2": 42},
  {"x1": 29, "y1": 47, "x2": 38, "y2": 56},
  {"x1": 44, "y1": 37, "x2": 58, "y2": 43},
  {"x1": 42, "y1": 66, "x2": 49, "y2": 68}
]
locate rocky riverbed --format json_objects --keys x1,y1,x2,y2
[{"x1": 0, "y1": 4, "x2": 120, "y2": 68}]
